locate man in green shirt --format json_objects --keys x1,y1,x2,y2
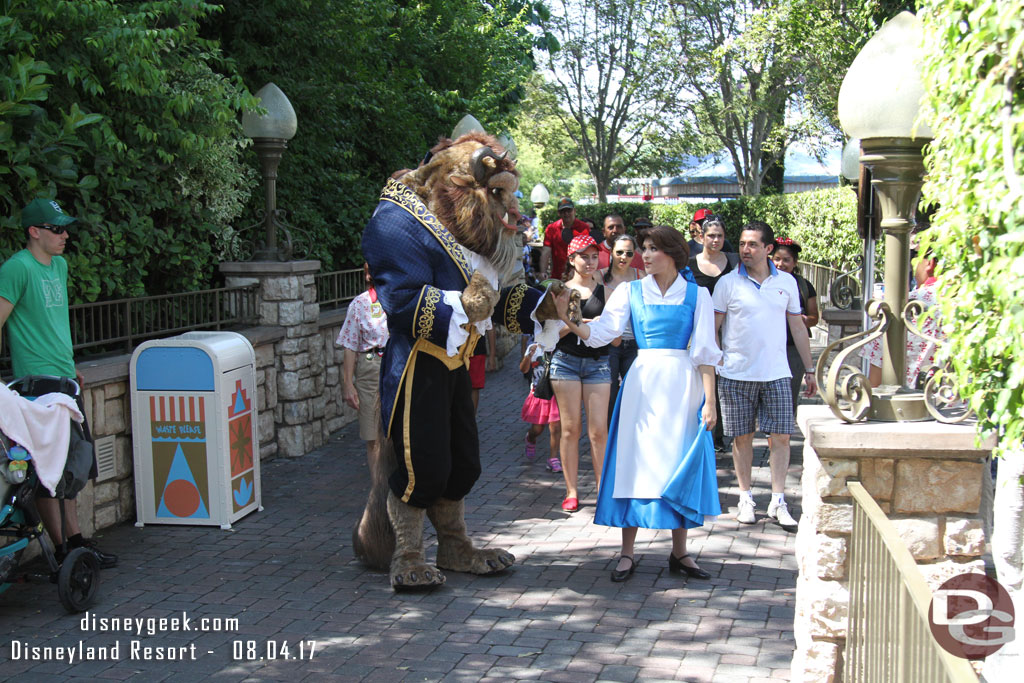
[{"x1": 0, "y1": 198, "x2": 117, "y2": 568}]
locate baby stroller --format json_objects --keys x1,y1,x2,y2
[{"x1": 0, "y1": 375, "x2": 100, "y2": 613}]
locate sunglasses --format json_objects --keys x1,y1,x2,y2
[
  {"x1": 614, "y1": 250, "x2": 634, "y2": 257},
  {"x1": 36, "y1": 224, "x2": 68, "y2": 235}
]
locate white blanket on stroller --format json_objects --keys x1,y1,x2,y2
[{"x1": 0, "y1": 382, "x2": 84, "y2": 496}]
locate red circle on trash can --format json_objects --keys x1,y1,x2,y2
[{"x1": 164, "y1": 479, "x2": 201, "y2": 517}]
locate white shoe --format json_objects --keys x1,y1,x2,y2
[
  {"x1": 768, "y1": 500, "x2": 798, "y2": 529},
  {"x1": 736, "y1": 497, "x2": 756, "y2": 524}
]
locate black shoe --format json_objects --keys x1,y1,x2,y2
[
  {"x1": 611, "y1": 556, "x2": 636, "y2": 583},
  {"x1": 668, "y1": 553, "x2": 710, "y2": 580},
  {"x1": 76, "y1": 538, "x2": 118, "y2": 569}
]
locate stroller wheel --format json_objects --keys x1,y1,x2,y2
[{"x1": 57, "y1": 548, "x2": 100, "y2": 613}]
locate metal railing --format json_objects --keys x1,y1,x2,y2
[
  {"x1": 1, "y1": 284, "x2": 260, "y2": 375},
  {"x1": 315, "y1": 267, "x2": 364, "y2": 310},
  {"x1": 846, "y1": 481, "x2": 979, "y2": 682},
  {"x1": 70, "y1": 284, "x2": 260, "y2": 355},
  {"x1": 798, "y1": 261, "x2": 845, "y2": 305}
]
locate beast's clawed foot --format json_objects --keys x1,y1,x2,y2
[
  {"x1": 436, "y1": 545, "x2": 515, "y2": 575},
  {"x1": 390, "y1": 558, "x2": 447, "y2": 591}
]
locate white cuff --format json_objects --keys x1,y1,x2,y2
[
  {"x1": 442, "y1": 290, "x2": 492, "y2": 356},
  {"x1": 442, "y1": 291, "x2": 469, "y2": 357}
]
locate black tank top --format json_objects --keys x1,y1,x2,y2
[{"x1": 556, "y1": 284, "x2": 608, "y2": 358}]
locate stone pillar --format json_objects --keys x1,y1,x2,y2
[
  {"x1": 791, "y1": 405, "x2": 993, "y2": 682},
  {"x1": 821, "y1": 307, "x2": 863, "y2": 345},
  {"x1": 221, "y1": 260, "x2": 325, "y2": 458}
]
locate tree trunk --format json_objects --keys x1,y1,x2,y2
[
  {"x1": 762, "y1": 155, "x2": 785, "y2": 195},
  {"x1": 595, "y1": 170, "x2": 609, "y2": 203}
]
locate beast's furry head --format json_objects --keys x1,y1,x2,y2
[{"x1": 397, "y1": 133, "x2": 522, "y2": 285}]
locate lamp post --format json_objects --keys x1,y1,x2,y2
[
  {"x1": 452, "y1": 114, "x2": 485, "y2": 139},
  {"x1": 242, "y1": 83, "x2": 298, "y2": 261},
  {"x1": 530, "y1": 183, "x2": 549, "y2": 213},
  {"x1": 841, "y1": 138, "x2": 877, "y2": 342},
  {"x1": 836, "y1": 11, "x2": 933, "y2": 421}
]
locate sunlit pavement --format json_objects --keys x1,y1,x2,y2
[{"x1": 1, "y1": 344, "x2": 819, "y2": 682}]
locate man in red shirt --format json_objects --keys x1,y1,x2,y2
[
  {"x1": 540, "y1": 197, "x2": 593, "y2": 279},
  {"x1": 597, "y1": 214, "x2": 645, "y2": 271}
]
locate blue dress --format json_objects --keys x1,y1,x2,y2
[{"x1": 593, "y1": 275, "x2": 723, "y2": 530}]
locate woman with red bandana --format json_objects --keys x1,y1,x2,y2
[{"x1": 549, "y1": 234, "x2": 610, "y2": 513}]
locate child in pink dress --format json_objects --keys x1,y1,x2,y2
[{"x1": 519, "y1": 340, "x2": 562, "y2": 472}]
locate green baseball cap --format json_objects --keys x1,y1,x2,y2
[{"x1": 21, "y1": 198, "x2": 77, "y2": 229}]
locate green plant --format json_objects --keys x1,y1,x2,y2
[
  {"x1": 0, "y1": 0, "x2": 258, "y2": 302},
  {"x1": 207, "y1": 0, "x2": 539, "y2": 272},
  {"x1": 920, "y1": 0, "x2": 1024, "y2": 452}
]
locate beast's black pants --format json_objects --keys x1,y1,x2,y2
[{"x1": 388, "y1": 352, "x2": 481, "y2": 508}]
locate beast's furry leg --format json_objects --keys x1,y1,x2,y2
[
  {"x1": 387, "y1": 490, "x2": 445, "y2": 591},
  {"x1": 352, "y1": 436, "x2": 395, "y2": 571},
  {"x1": 427, "y1": 498, "x2": 514, "y2": 575}
]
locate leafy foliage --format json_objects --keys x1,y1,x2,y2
[
  {"x1": 919, "y1": 0, "x2": 1024, "y2": 452},
  {"x1": 538, "y1": 187, "x2": 860, "y2": 267},
  {"x1": 0, "y1": 0, "x2": 257, "y2": 302},
  {"x1": 667, "y1": 0, "x2": 870, "y2": 196},
  {"x1": 536, "y1": 0, "x2": 696, "y2": 201},
  {"x1": 205, "y1": 0, "x2": 538, "y2": 270},
  {"x1": 512, "y1": 74, "x2": 595, "y2": 203}
]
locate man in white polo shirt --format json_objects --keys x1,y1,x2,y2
[{"x1": 712, "y1": 221, "x2": 816, "y2": 529}]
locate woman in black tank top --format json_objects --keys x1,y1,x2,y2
[{"x1": 548, "y1": 235, "x2": 611, "y2": 513}]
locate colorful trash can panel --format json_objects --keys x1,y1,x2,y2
[{"x1": 130, "y1": 332, "x2": 262, "y2": 528}]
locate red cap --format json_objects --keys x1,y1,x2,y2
[
  {"x1": 692, "y1": 208, "x2": 712, "y2": 223},
  {"x1": 567, "y1": 233, "x2": 598, "y2": 256}
]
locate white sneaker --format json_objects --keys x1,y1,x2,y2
[
  {"x1": 736, "y1": 497, "x2": 757, "y2": 524},
  {"x1": 768, "y1": 500, "x2": 798, "y2": 529}
]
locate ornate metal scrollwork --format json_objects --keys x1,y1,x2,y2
[
  {"x1": 238, "y1": 209, "x2": 309, "y2": 262},
  {"x1": 922, "y1": 367, "x2": 974, "y2": 423},
  {"x1": 815, "y1": 299, "x2": 891, "y2": 423},
  {"x1": 829, "y1": 255, "x2": 863, "y2": 310},
  {"x1": 902, "y1": 299, "x2": 974, "y2": 424}
]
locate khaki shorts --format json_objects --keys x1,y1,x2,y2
[{"x1": 354, "y1": 351, "x2": 382, "y2": 441}]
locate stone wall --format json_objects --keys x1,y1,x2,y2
[
  {"x1": 791, "y1": 405, "x2": 994, "y2": 682},
  {"x1": 68, "y1": 309, "x2": 356, "y2": 541},
  {"x1": 41, "y1": 259, "x2": 518, "y2": 540}
]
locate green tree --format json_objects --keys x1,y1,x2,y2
[
  {"x1": 512, "y1": 74, "x2": 594, "y2": 208},
  {"x1": 919, "y1": 0, "x2": 1024, "y2": 453},
  {"x1": 667, "y1": 0, "x2": 866, "y2": 196},
  {"x1": 537, "y1": 0, "x2": 695, "y2": 202},
  {"x1": 0, "y1": 0, "x2": 257, "y2": 302},
  {"x1": 206, "y1": 0, "x2": 538, "y2": 268}
]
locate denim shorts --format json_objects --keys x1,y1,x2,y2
[{"x1": 549, "y1": 349, "x2": 611, "y2": 384}]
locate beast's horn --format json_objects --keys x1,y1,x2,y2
[{"x1": 470, "y1": 146, "x2": 508, "y2": 184}]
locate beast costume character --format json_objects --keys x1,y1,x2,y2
[{"x1": 357, "y1": 134, "x2": 569, "y2": 590}]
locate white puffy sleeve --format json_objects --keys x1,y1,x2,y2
[
  {"x1": 581, "y1": 282, "x2": 632, "y2": 348},
  {"x1": 689, "y1": 286, "x2": 722, "y2": 368}
]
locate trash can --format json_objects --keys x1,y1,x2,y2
[{"x1": 130, "y1": 331, "x2": 262, "y2": 529}]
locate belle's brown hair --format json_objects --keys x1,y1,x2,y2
[{"x1": 643, "y1": 225, "x2": 690, "y2": 269}]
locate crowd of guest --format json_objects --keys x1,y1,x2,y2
[
  {"x1": 511, "y1": 201, "x2": 823, "y2": 581},
  {"x1": 347, "y1": 191, "x2": 942, "y2": 584}
]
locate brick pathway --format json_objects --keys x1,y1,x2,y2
[{"x1": 1, "y1": 348, "x2": 806, "y2": 682}]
